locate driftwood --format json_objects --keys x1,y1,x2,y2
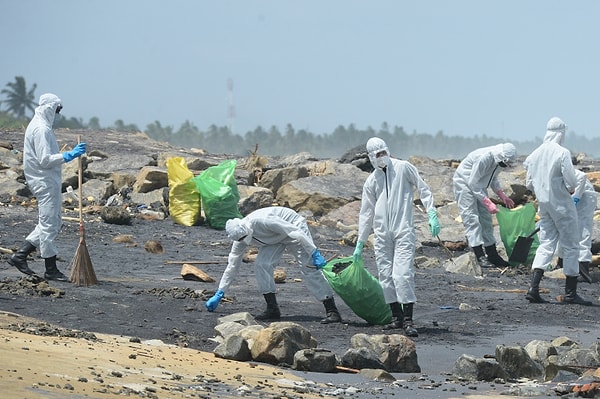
[
  {"x1": 0, "y1": 247, "x2": 14, "y2": 255},
  {"x1": 180, "y1": 263, "x2": 215, "y2": 282},
  {"x1": 457, "y1": 284, "x2": 550, "y2": 294},
  {"x1": 335, "y1": 365, "x2": 360, "y2": 373},
  {"x1": 165, "y1": 260, "x2": 227, "y2": 265}
]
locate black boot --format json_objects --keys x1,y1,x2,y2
[
  {"x1": 578, "y1": 262, "x2": 592, "y2": 284},
  {"x1": 563, "y1": 276, "x2": 592, "y2": 305},
  {"x1": 556, "y1": 257, "x2": 563, "y2": 268},
  {"x1": 473, "y1": 245, "x2": 494, "y2": 268},
  {"x1": 525, "y1": 268, "x2": 547, "y2": 303},
  {"x1": 8, "y1": 241, "x2": 37, "y2": 275},
  {"x1": 383, "y1": 302, "x2": 404, "y2": 330},
  {"x1": 320, "y1": 297, "x2": 342, "y2": 324},
  {"x1": 44, "y1": 256, "x2": 68, "y2": 281},
  {"x1": 485, "y1": 244, "x2": 511, "y2": 267},
  {"x1": 255, "y1": 293, "x2": 281, "y2": 320},
  {"x1": 402, "y1": 303, "x2": 418, "y2": 337}
]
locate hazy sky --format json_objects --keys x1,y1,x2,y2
[{"x1": 2, "y1": 1, "x2": 599, "y2": 141}]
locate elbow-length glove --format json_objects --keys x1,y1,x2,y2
[
  {"x1": 205, "y1": 289, "x2": 224, "y2": 312},
  {"x1": 482, "y1": 197, "x2": 499, "y2": 214},
  {"x1": 428, "y1": 209, "x2": 441, "y2": 237},
  {"x1": 312, "y1": 249, "x2": 327, "y2": 270},
  {"x1": 495, "y1": 190, "x2": 515, "y2": 209},
  {"x1": 353, "y1": 241, "x2": 364, "y2": 262},
  {"x1": 63, "y1": 142, "x2": 87, "y2": 162}
]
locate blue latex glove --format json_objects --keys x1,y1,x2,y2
[
  {"x1": 205, "y1": 289, "x2": 224, "y2": 312},
  {"x1": 62, "y1": 142, "x2": 87, "y2": 163},
  {"x1": 353, "y1": 241, "x2": 364, "y2": 262},
  {"x1": 312, "y1": 249, "x2": 327, "y2": 270},
  {"x1": 573, "y1": 196, "x2": 580, "y2": 205},
  {"x1": 428, "y1": 208, "x2": 441, "y2": 237}
]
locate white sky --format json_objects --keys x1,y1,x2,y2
[{"x1": 2, "y1": 1, "x2": 599, "y2": 140}]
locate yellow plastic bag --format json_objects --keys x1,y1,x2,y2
[{"x1": 166, "y1": 157, "x2": 201, "y2": 226}]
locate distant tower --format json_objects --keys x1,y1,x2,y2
[{"x1": 227, "y1": 78, "x2": 235, "y2": 134}]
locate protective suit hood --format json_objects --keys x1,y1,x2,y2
[
  {"x1": 366, "y1": 137, "x2": 390, "y2": 169},
  {"x1": 492, "y1": 143, "x2": 517, "y2": 165},
  {"x1": 543, "y1": 117, "x2": 566, "y2": 145},
  {"x1": 36, "y1": 93, "x2": 62, "y2": 127},
  {"x1": 226, "y1": 218, "x2": 253, "y2": 244}
]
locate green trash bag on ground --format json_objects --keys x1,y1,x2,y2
[
  {"x1": 166, "y1": 157, "x2": 201, "y2": 227},
  {"x1": 321, "y1": 256, "x2": 392, "y2": 325},
  {"x1": 192, "y1": 159, "x2": 242, "y2": 230},
  {"x1": 496, "y1": 203, "x2": 539, "y2": 266}
]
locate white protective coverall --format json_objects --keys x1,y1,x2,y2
[
  {"x1": 357, "y1": 138, "x2": 435, "y2": 304},
  {"x1": 23, "y1": 94, "x2": 65, "y2": 258},
  {"x1": 557, "y1": 169, "x2": 597, "y2": 262},
  {"x1": 452, "y1": 143, "x2": 517, "y2": 247},
  {"x1": 524, "y1": 118, "x2": 579, "y2": 276},
  {"x1": 218, "y1": 206, "x2": 334, "y2": 301}
]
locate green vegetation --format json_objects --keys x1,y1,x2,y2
[{"x1": 1, "y1": 76, "x2": 598, "y2": 159}]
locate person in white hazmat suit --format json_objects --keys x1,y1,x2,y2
[
  {"x1": 453, "y1": 143, "x2": 517, "y2": 268},
  {"x1": 352, "y1": 137, "x2": 441, "y2": 336},
  {"x1": 205, "y1": 206, "x2": 342, "y2": 323},
  {"x1": 8, "y1": 93, "x2": 86, "y2": 281},
  {"x1": 524, "y1": 117, "x2": 592, "y2": 305},
  {"x1": 555, "y1": 169, "x2": 596, "y2": 284}
]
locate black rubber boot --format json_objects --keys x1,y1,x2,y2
[
  {"x1": 8, "y1": 241, "x2": 37, "y2": 276},
  {"x1": 44, "y1": 256, "x2": 68, "y2": 281},
  {"x1": 473, "y1": 245, "x2": 494, "y2": 268},
  {"x1": 255, "y1": 293, "x2": 281, "y2": 320},
  {"x1": 484, "y1": 244, "x2": 511, "y2": 267},
  {"x1": 563, "y1": 276, "x2": 592, "y2": 305},
  {"x1": 383, "y1": 302, "x2": 404, "y2": 330},
  {"x1": 556, "y1": 257, "x2": 563, "y2": 269},
  {"x1": 320, "y1": 297, "x2": 342, "y2": 324},
  {"x1": 402, "y1": 303, "x2": 418, "y2": 337},
  {"x1": 525, "y1": 268, "x2": 547, "y2": 303},
  {"x1": 578, "y1": 262, "x2": 592, "y2": 284}
]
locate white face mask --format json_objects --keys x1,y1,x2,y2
[{"x1": 376, "y1": 155, "x2": 389, "y2": 169}]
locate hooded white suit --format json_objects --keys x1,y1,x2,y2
[
  {"x1": 218, "y1": 206, "x2": 334, "y2": 301},
  {"x1": 23, "y1": 93, "x2": 65, "y2": 258},
  {"x1": 453, "y1": 143, "x2": 517, "y2": 247},
  {"x1": 524, "y1": 118, "x2": 579, "y2": 276},
  {"x1": 557, "y1": 169, "x2": 597, "y2": 263},
  {"x1": 357, "y1": 138, "x2": 435, "y2": 304}
]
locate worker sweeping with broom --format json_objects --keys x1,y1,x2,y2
[{"x1": 8, "y1": 93, "x2": 86, "y2": 281}]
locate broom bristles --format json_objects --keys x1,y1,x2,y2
[{"x1": 69, "y1": 237, "x2": 98, "y2": 287}]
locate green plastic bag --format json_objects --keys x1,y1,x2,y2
[
  {"x1": 192, "y1": 159, "x2": 242, "y2": 230},
  {"x1": 496, "y1": 203, "x2": 539, "y2": 266},
  {"x1": 166, "y1": 157, "x2": 201, "y2": 226},
  {"x1": 321, "y1": 256, "x2": 392, "y2": 325}
]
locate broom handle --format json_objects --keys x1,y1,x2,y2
[{"x1": 77, "y1": 135, "x2": 84, "y2": 237}]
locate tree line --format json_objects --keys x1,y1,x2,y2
[{"x1": 1, "y1": 76, "x2": 599, "y2": 160}]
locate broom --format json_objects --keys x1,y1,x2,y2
[{"x1": 69, "y1": 136, "x2": 98, "y2": 286}]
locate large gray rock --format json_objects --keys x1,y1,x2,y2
[
  {"x1": 451, "y1": 354, "x2": 508, "y2": 382},
  {"x1": 276, "y1": 175, "x2": 363, "y2": 217},
  {"x1": 213, "y1": 335, "x2": 252, "y2": 361},
  {"x1": 349, "y1": 333, "x2": 420, "y2": 373},
  {"x1": 250, "y1": 322, "x2": 317, "y2": 366},
  {"x1": 293, "y1": 348, "x2": 337, "y2": 372},
  {"x1": 495, "y1": 345, "x2": 544, "y2": 379}
]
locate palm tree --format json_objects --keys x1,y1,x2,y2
[{"x1": 1, "y1": 76, "x2": 37, "y2": 119}]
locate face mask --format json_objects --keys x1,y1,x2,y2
[{"x1": 376, "y1": 155, "x2": 389, "y2": 169}]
